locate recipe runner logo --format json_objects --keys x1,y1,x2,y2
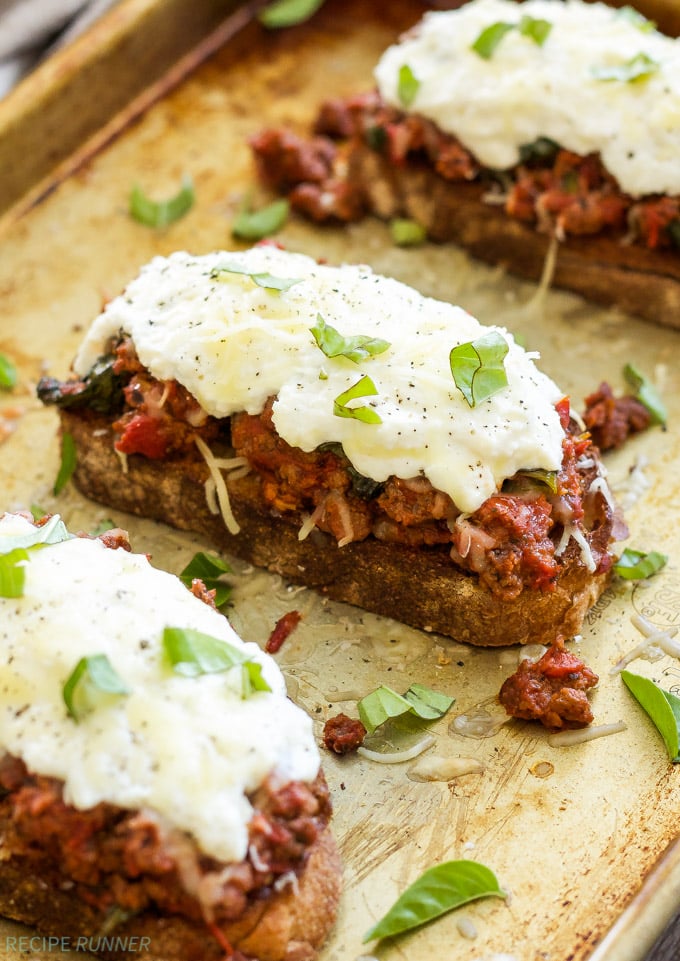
[{"x1": 3, "y1": 935, "x2": 152, "y2": 953}]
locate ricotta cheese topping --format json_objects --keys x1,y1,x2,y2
[
  {"x1": 0, "y1": 513, "x2": 319, "y2": 862},
  {"x1": 374, "y1": 0, "x2": 680, "y2": 198},
  {"x1": 74, "y1": 246, "x2": 564, "y2": 514}
]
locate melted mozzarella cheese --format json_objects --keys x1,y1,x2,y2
[
  {"x1": 75, "y1": 247, "x2": 564, "y2": 514},
  {"x1": 0, "y1": 514, "x2": 319, "y2": 863},
  {"x1": 374, "y1": 0, "x2": 680, "y2": 198}
]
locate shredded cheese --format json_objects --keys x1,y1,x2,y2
[
  {"x1": 194, "y1": 436, "x2": 241, "y2": 535},
  {"x1": 548, "y1": 721, "x2": 627, "y2": 748}
]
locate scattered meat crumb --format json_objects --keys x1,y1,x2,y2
[
  {"x1": 323, "y1": 713, "x2": 367, "y2": 755},
  {"x1": 265, "y1": 610, "x2": 302, "y2": 654}
]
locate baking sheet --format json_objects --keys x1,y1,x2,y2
[{"x1": 0, "y1": 1, "x2": 680, "y2": 959}]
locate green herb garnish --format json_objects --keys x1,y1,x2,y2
[
  {"x1": 363, "y1": 860, "x2": 506, "y2": 942},
  {"x1": 0, "y1": 514, "x2": 70, "y2": 555},
  {"x1": 258, "y1": 0, "x2": 325, "y2": 28},
  {"x1": 591, "y1": 52, "x2": 659, "y2": 83},
  {"x1": 63, "y1": 654, "x2": 130, "y2": 722},
  {"x1": 449, "y1": 331, "x2": 509, "y2": 407},
  {"x1": 397, "y1": 63, "x2": 420, "y2": 108},
  {"x1": 0, "y1": 548, "x2": 29, "y2": 598},
  {"x1": 390, "y1": 218, "x2": 427, "y2": 247},
  {"x1": 53, "y1": 432, "x2": 77, "y2": 496},
  {"x1": 37, "y1": 354, "x2": 126, "y2": 415},
  {"x1": 129, "y1": 175, "x2": 195, "y2": 228},
  {"x1": 623, "y1": 362, "x2": 667, "y2": 426},
  {"x1": 179, "y1": 552, "x2": 232, "y2": 608},
  {"x1": 210, "y1": 261, "x2": 302, "y2": 292},
  {"x1": 471, "y1": 21, "x2": 515, "y2": 58},
  {"x1": 333, "y1": 375, "x2": 382, "y2": 424},
  {"x1": 518, "y1": 136, "x2": 559, "y2": 165},
  {"x1": 471, "y1": 15, "x2": 551, "y2": 59},
  {"x1": 517, "y1": 468, "x2": 559, "y2": 493},
  {"x1": 311, "y1": 314, "x2": 390, "y2": 364},
  {"x1": 617, "y1": 6, "x2": 657, "y2": 33},
  {"x1": 614, "y1": 548, "x2": 668, "y2": 580},
  {"x1": 358, "y1": 683, "x2": 454, "y2": 736},
  {"x1": 0, "y1": 353, "x2": 17, "y2": 390},
  {"x1": 231, "y1": 198, "x2": 289, "y2": 241},
  {"x1": 163, "y1": 627, "x2": 271, "y2": 695},
  {"x1": 621, "y1": 670, "x2": 680, "y2": 763}
]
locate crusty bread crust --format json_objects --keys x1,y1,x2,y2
[
  {"x1": 347, "y1": 144, "x2": 680, "y2": 330},
  {"x1": 61, "y1": 410, "x2": 612, "y2": 648},
  {"x1": 0, "y1": 827, "x2": 341, "y2": 961}
]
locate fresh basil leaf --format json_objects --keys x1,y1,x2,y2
[
  {"x1": 518, "y1": 136, "x2": 559, "y2": 165},
  {"x1": 129, "y1": 175, "x2": 195, "y2": 228},
  {"x1": 518, "y1": 15, "x2": 552, "y2": 46},
  {"x1": 390, "y1": 218, "x2": 427, "y2": 247},
  {"x1": 30, "y1": 505, "x2": 47, "y2": 521},
  {"x1": 231, "y1": 198, "x2": 289, "y2": 240},
  {"x1": 210, "y1": 261, "x2": 302, "y2": 292},
  {"x1": 0, "y1": 548, "x2": 29, "y2": 598},
  {"x1": 311, "y1": 314, "x2": 390, "y2": 365},
  {"x1": 471, "y1": 21, "x2": 515, "y2": 58},
  {"x1": 591, "y1": 52, "x2": 659, "y2": 83},
  {"x1": 397, "y1": 64, "x2": 420, "y2": 108},
  {"x1": 54, "y1": 432, "x2": 77, "y2": 496},
  {"x1": 621, "y1": 670, "x2": 680, "y2": 763},
  {"x1": 363, "y1": 859, "x2": 506, "y2": 942},
  {"x1": 450, "y1": 331, "x2": 509, "y2": 407},
  {"x1": 163, "y1": 627, "x2": 271, "y2": 694},
  {"x1": 0, "y1": 353, "x2": 17, "y2": 390},
  {"x1": 63, "y1": 654, "x2": 130, "y2": 722},
  {"x1": 37, "y1": 354, "x2": 126, "y2": 415},
  {"x1": 623, "y1": 362, "x2": 667, "y2": 426},
  {"x1": 333, "y1": 375, "x2": 382, "y2": 424},
  {"x1": 617, "y1": 5, "x2": 657, "y2": 32},
  {"x1": 0, "y1": 513, "x2": 70, "y2": 555},
  {"x1": 258, "y1": 0, "x2": 325, "y2": 28},
  {"x1": 180, "y1": 552, "x2": 232, "y2": 608},
  {"x1": 518, "y1": 468, "x2": 558, "y2": 493},
  {"x1": 614, "y1": 548, "x2": 667, "y2": 580},
  {"x1": 358, "y1": 683, "x2": 454, "y2": 735}
]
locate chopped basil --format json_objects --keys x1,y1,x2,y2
[
  {"x1": 129, "y1": 175, "x2": 195, "y2": 228},
  {"x1": 258, "y1": 0, "x2": 325, "y2": 28},
  {"x1": 397, "y1": 64, "x2": 420, "y2": 108},
  {"x1": 0, "y1": 548, "x2": 29, "y2": 598},
  {"x1": 333, "y1": 375, "x2": 382, "y2": 424},
  {"x1": 0, "y1": 513, "x2": 70, "y2": 555},
  {"x1": 89, "y1": 518, "x2": 116, "y2": 537},
  {"x1": 311, "y1": 314, "x2": 390, "y2": 364},
  {"x1": 231, "y1": 198, "x2": 289, "y2": 240},
  {"x1": 316, "y1": 442, "x2": 384, "y2": 499},
  {"x1": 517, "y1": 15, "x2": 552, "y2": 46},
  {"x1": 591, "y1": 52, "x2": 659, "y2": 83},
  {"x1": 0, "y1": 353, "x2": 17, "y2": 390},
  {"x1": 53, "y1": 432, "x2": 77, "y2": 496},
  {"x1": 63, "y1": 654, "x2": 130, "y2": 722},
  {"x1": 163, "y1": 627, "x2": 271, "y2": 695},
  {"x1": 358, "y1": 683, "x2": 454, "y2": 736},
  {"x1": 517, "y1": 468, "x2": 558, "y2": 493},
  {"x1": 449, "y1": 331, "x2": 509, "y2": 407},
  {"x1": 37, "y1": 353, "x2": 126, "y2": 415},
  {"x1": 179, "y1": 552, "x2": 232, "y2": 608},
  {"x1": 210, "y1": 261, "x2": 302, "y2": 292},
  {"x1": 471, "y1": 21, "x2": 515, "y2": 58},
  {"x1": 614, "y1": 548, "x2": 667, "y2": 580},
  {"x1": 363, "y1": 859, "x2": 506, "y2": 942},
  {"x1": 623, "y1": 362, "x2": 667, "y2": 426},
  {"x1": 617, "y1": 6, "x2": 657, "y2": 33},
  {"x1": 365, "y1": 125, "x2": 387, "y2": 152},
  {"x1": 621, "y1": 670, "x2": 680, "y2": 763},
  {"x1": 390, "y1": 218, "x2": 427, "y2": 247},
  {"x1": 518, "y1": 136, "x2": 559, "y2": 165}
]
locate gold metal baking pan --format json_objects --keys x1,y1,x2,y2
[{"x1": 0, "y1": 2, "x2": 679, "y2": 960}]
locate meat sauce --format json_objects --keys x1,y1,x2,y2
[{"x1": 250, "y1": 92, "x2": 680, "y2": 251}]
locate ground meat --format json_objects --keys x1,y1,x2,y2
[
  {"x1": 0, "y1": 756, "x2": 331, "y2": 928},
  {"x1": 582, "y1": 381, "x2": 652, "y2": 451},
  {"x1": 323, "y1": 714, "x2": 367, "y2": 755},
  {"x1": 249, "y1": 128, "x2": 337, "y2": 191},
  {"x1": 190, "y1": 577, "x2": 217, "y2": 609},
  {"x1": 498, "y1": 643, "x2": 599, "y2": 730},
  {"x1": 95, "y1": 528, "x2": 132, "y2": 552}
]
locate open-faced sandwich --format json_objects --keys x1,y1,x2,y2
[
  {"x1": 38, "y1": 245, "x2": 625, "y2": 648},
  {"x1": 250, "y1": 0, "x2": 680, "y2": 328},
  {"x1": 0, "y1": 511, "x2": 340, "y2": 961}
]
